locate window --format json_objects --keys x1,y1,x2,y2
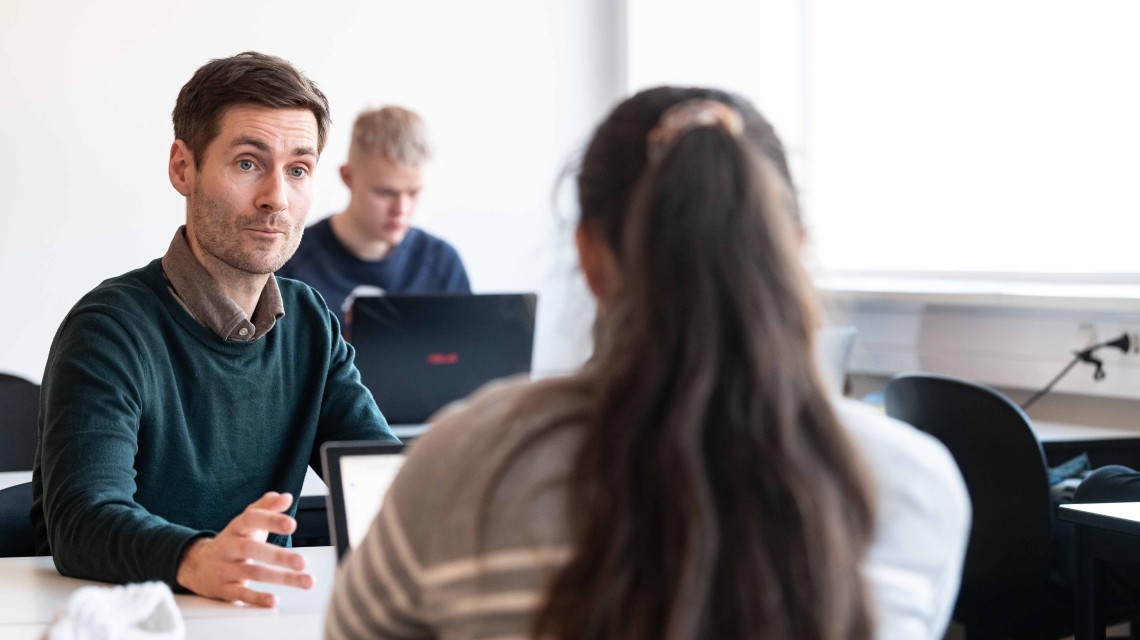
[{"x1": 628, "y1": 1, "x2": 1140, "y2": 280}]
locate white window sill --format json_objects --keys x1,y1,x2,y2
[{"x1": 815, "y1": 272, "x2": 1140, "y2": 313}]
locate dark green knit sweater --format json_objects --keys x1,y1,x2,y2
[{"x1": 31, "y1": 259, "x2": 396, "y2": 588}]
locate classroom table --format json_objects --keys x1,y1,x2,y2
[
  {"x1": 2, "y1": 468, "x2": 336, "y2": 547},
  {"x1": 0, "y1": 470, "x2": 31, "y2": 492},
  {"x1": 0, "y1": 424, "x2": 428, "y2": 495},
  {"x1": 1033, "y1": 421, "x2": 1140, "y2": 443},
  {"x1": 0, "y1": 468, "x2": 330, "y2": 495},
  {"x1": 1058, "y1": 502, "x2": 1140, "y2": 640},
  {"x1": 0, "y1": 546, "x2": 338, "y2": 640}
]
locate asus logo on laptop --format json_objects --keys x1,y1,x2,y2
[{"x1": 426, "y1": 353, "x2": 459, "y2": 365}]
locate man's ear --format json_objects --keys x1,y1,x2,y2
[
  {"x1": 339, "y1": 164, "x2": 352, "y2": 189},
  {"x1": 575, "y1": 224, "x2": 620, "y2": 302},
  {"x1": 168, "y1": 140, "x2": 195, "y2": 197}
]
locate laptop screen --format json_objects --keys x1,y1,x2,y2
[
  {"x1": 338, "y1": 453, "x2": 406, "y2": 549},
  {"x1": 352, "y1": 294, "x2": 537, "y2": 425}
]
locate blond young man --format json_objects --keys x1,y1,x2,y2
[{"x1": 278, "y1": 107, "x2": 470, "y2": 328}]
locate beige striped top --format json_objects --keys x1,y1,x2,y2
[{"x1": 324, "y1": 375, "x2": 970, "y2": 640}]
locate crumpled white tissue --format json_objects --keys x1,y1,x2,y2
[{"x1": 41, "y1": 581, "x2": 185, "y2": 640}]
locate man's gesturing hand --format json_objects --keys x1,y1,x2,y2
[{"x1": 177, "y1": 492, "x2": 314, "y2": 607}]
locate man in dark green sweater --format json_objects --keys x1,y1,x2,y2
[{"x1": 31, "y1": 51, "x2": 397, "y2": 607}]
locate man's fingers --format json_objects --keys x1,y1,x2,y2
[
  {"x1": 231, "y1": 509, "x2": 297, "y2": 537},
  {"x1": 223, "y1": 538, "x2": 307, "y2": 571},
  {"x1": 248, "y1": 491, "x2": 294, "y2": 513},
  {"x1": 244, "y1": 539, "x2": 307, "y2": 572},
  {"x1": 219, "y1": 583, "x2": 277, "y2": 608},
  {"x1": 231, "y1": 562, "x2": 315, "y2": 590}
]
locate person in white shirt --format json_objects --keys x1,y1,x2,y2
[{"x1": 325, "y1": 87, "x2": 971, "y2": 640}]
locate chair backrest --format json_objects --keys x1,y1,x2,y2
[
  {"x1": 884, "y1": 373, "x2": 1052, "y2": 626},
  {"x1": 0, "y1": 482, "x2": 35, "y2": 557},
  {"x1": 0, "y1": 375, "x2": 40, "y2": 472}
]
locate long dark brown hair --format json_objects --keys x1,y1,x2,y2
[{"x1": 524, "y1": 87, "x2": 877, "y2": 640}]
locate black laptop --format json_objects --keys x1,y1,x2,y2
[{"x1": 351, "y1": 294, "x2": 537, "y2": 429}]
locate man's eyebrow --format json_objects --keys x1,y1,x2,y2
[
  {"x1": 230, "y1": 137, "x2": 317, "y2": 159},
  {"x1": 231, "y1": 137, "x2": 271, "y2": 152}
]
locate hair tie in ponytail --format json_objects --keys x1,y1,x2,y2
[{"x1": 646, "y1": 99, "x2": 745, "y2": 165}]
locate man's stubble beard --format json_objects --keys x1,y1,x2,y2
[{"x1": 188, "y1": 181, "x2": 305, "y2": 275}]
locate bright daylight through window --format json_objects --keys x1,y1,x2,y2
[{"x1": 628, "y1": 0, "x2": 1140, "y2": 280}]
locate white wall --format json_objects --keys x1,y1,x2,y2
[
  {"x1": 627, "y1": 0, "x2": 805, "y2": 187},
  {"x1": 0, "y1": 0, "x2": 621, "y2": 382}
]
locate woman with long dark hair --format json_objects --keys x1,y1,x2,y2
[{"x1": 325, "y1": 87, "x2": 969, "y2": 640}]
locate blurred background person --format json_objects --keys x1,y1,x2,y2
[{"x1": 278, "y1": 106, "x2": 470, "y2": 329}]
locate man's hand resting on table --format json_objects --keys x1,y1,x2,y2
[{"x1": 176, "y1": 492, "x2": 314, "y2": 607}]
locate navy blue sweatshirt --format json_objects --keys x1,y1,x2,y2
[{"x1": 278, "y1": 219, "x2": 470, "y2": 327}]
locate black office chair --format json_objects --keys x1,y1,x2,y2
[
  {"x1": 885, "y1": 372, "x2": 1073, "y2": 639},
  {"x1": 0, "y1": 373, "x2": 39, "y2": 472},
  {"x1": 0, "y1": 482, "x2": 34, "y2": 557}
]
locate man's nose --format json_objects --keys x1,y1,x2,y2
[
  {"x1": 256, "y1": 170, "x2": 288, "y2": 213},
  {"x1": 393, "y1": 194, "x2": 413, "y2": 217}
]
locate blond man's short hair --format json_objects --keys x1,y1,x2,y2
[{"x1": 350, "y1": 106, "x2": 432, "y2": 167}]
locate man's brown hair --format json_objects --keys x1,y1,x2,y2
[
  {"x1": 350, "y1": 106, "x2": 432, "y2": 167},
  {"x1": 173, "y1": 51, "x2": 332, "y2": 167}
]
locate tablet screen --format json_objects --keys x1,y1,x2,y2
[{"x1": 338, "y1": 453, "x2": 407, "y2": 549}]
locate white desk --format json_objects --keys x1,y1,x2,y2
[
  {"x1": 1058, "y1": 503, "x2": 1140, "y2": 639},
  {"x1": 0, "y1": 471, "x2": 30, "y2": 492},
  {"x1": 1033, "y1": 421, "x2": 1140, "y2": 443},
  {"x1": 390, "y1": 424, "x2": 430, "y2": 440},
  {"x1": 0, "y1": 469, "x2": 329, "y2": 497},
  {"x1": 2, "y1": 422, "x2": 1133, "y2": 496},
  {"x1": 0, "y1": 546, "x2": 338, "y2": 640},
  {"x1": 0, "y1": 424, "x2": 424, "y2": 496},
  {"x1": 301, "y1": 468, "x2": 327, "y2": 497}
]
